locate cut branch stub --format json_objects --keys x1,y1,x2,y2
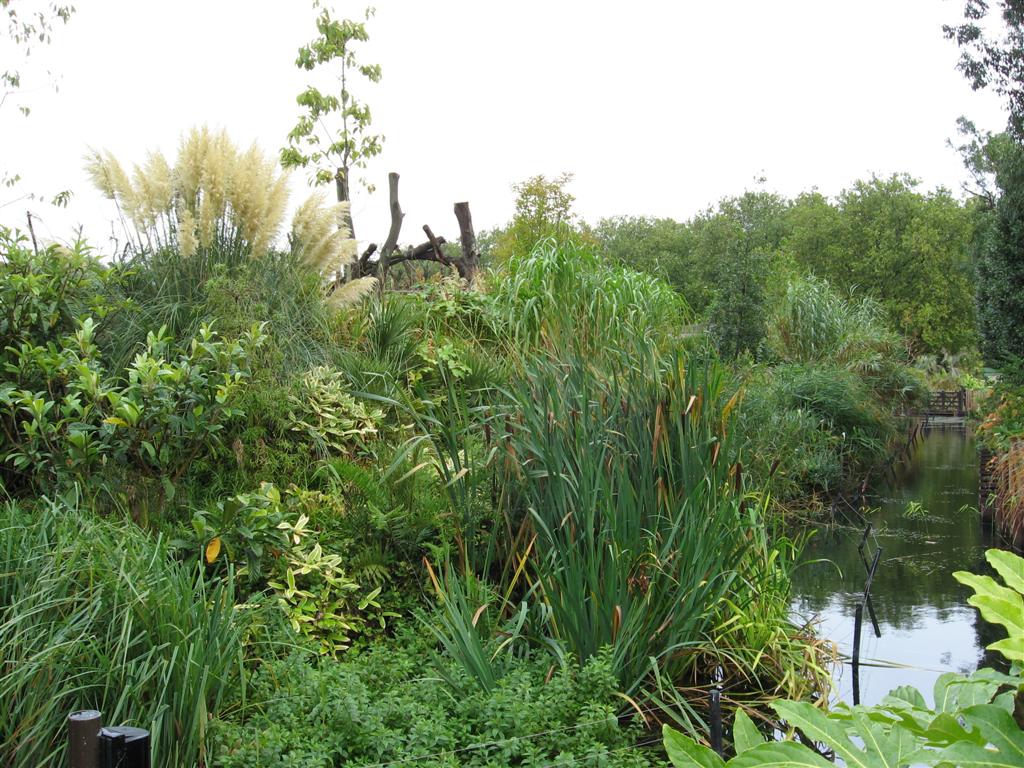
[{"x1": 423, "y1": 224, "x2": 452, "y2": 267}]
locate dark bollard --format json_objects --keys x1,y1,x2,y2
[
  {"x1": 99, "y1": 729, "x2": 126, "y2": 767},
  {"x1": 99, "y1": 727, "x2": 151, "y2": 768},
  {"x1": 68, "y1": 710, "x2": 102, "y2": 768},
  {"x1": 708, "y1": 685, "x2": 724, "y2": 757}
]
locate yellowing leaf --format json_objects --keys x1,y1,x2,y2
[
  {"x1": 102, "y1": 417, "x2": 128, "y2": 427},
  {"x1": 205, "y1": 537, "x2": 222, "y2": 564}
]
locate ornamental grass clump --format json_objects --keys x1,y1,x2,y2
[
  {"x1": 87, "y1": 127, "x2": 364, "y2": 365},
  {"x1": 87, "y1": 127, "x2": 288, "y2": 262},
  {"x1": 0, "y1": 500, "x2": 245, "y2": 768},
  {"x1": 490, "y1": 239, "x2": 687, "y2": 351},
  {"x1": 86, "y1": 126, "x2": 355, "y2": 277}
]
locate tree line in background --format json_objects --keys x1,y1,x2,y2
[{"x1": 481, "y1": 172, "x2": 978, "y2": 362}]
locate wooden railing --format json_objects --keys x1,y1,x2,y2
[{"x1": 925, "y1": 389, "x2": 967, "y2": 417}]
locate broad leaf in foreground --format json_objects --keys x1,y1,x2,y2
[
  {"x1": 953, "y1": 550, "x2": 1024, "y2": 663},
  {"x1": 773, "y1": 700, "x2": 929, "y2": 768},
  {"x1": 729, "y1": 741, "x2": 834, "y2": 768},
  {"x1": 935, "y1": 705, "x2": 1024, "y2": 767},
  {"x1": 663, "y1": 724, "x2": 725, "y2": 768},
  {"x1": 732, "y1": 709, "x2": 765, "y2": 755}
]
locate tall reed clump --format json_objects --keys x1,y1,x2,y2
[
  {"x1": 504, "y1": 343, "x2": 751, "y2": 701},
  {"x1": 768, "y1": 276, "x2": 893, "y2": 365},
  {"x1": 766, "y1": 276, "x2": 925, "y2": 410},
  {"x1": 86, "y1": 127, "x2": 360, "y2": 362},
  {"x1": 489, "y1": 239, "x2": 688, "y2": 352},
  {"x1": 0, "y1": 500, "x2": 245, "y2": 768},
  {"x1": 411, "y1": 334, "x2": 820, "y2": 729}
]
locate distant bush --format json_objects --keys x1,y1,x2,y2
[
  {"x1": 739, "y1": 363, "x2": 897, "y2": 502},
  {"x1": 738, "y1": 278, "x2": 926, "y2": 503}
]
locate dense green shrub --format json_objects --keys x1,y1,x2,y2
[
  {"x1": 0, "y1": 500, "x2": 246, "y2": 768},
  {"x1": 0, "y1": 316, "x2": 263, "y2": 514},
  {"x1": 0, "y1": 229, "x2": 121, "y2": 359},
  {"x1": 288, "y1": 365, "x2": 384, "y2": 459},
  {"x1": 212, "y1": 636, "x2": 661, "y2": 768},
  {"x1": 185, "y1": 481, "x2": 398, "y2": 654}
]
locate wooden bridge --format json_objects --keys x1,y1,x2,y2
[{"x1": 924, "y1": 389, "x2": 968, "y2": 417}]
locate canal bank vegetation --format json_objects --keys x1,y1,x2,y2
[
  {"x1": 0, "y1": 148, "x2": 938, "y2": 764},
  {"x1": 977, "y1": 361, "x2": 1024, "y2": 548},
  {"x1": 3, "y1": 4, "x2": 1023, "y2": 765}
]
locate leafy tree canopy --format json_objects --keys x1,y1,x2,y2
[{"x1": 945, "y1": 0, "x2": 1024, "y2": 139}]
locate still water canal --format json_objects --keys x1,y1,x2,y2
[{"x1": 790, "y1": 425, "x2": 1002, "y2": 706}]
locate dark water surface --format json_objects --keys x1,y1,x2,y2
[{"x1": 790, "y1": 426, "x2": 1001, "y2": 706}]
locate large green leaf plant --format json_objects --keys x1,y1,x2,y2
[{"x1": 663, "y1": 549, "x2": 1024, "y2": 768}]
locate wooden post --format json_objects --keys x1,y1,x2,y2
[
  {"x1": 453, "y1": 201, "x2": 479, "y2": 284},
  {"x1": 377, "y1": 172, "x2": 405, "y2": 291},
  {"x1": 68, "y1": 710, "x2": 102, "y2": 768}
]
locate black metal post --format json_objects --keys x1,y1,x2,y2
[
  {"x1": 68, "y1": 710, "x2": 102, "y2": 768},
  {"x1": 98, "y1": 726, "x2": 150, "y2": 768},
  {"x1": 864, "y1": 547, "x2": 882, "y2": 638},
  {"x1": 857, "y1": 527, "x2": 883, "y2": 639},
  {"x1": 708, "y1": 686, "x2": 723, "y2": 757},
  {"x1": 852, "y1": 603, "x2": 863, "y2": 706}
]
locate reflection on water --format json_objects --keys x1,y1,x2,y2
[{"x1": 790, "y1": 426, "x2": 999, "y2": 706}]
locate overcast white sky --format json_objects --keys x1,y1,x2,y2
[{"x1": 0, "y1": 0, "x2": 1010, "y2": 251}]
